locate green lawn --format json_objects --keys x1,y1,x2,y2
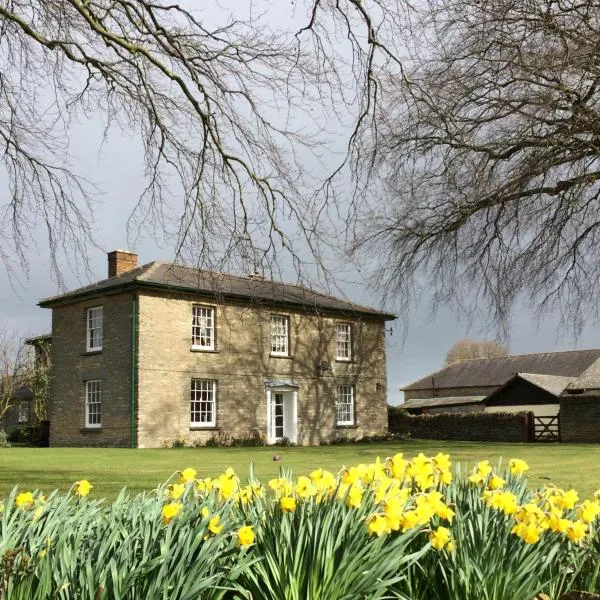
[{"x1": 1, "y1": 440, "x2": 600, "y2": 500}]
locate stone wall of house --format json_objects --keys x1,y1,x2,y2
[
  {"x1": 136, "y1": 291, "x2": 388, "y2": 447},
  {"x1": 560, "y1": 396, "x2": 600, "y2": 443},
  {"x1": 389, "y1": 407, "x2": 531, "y2": 442},
  {"x1": 403, "y1": 386, "x2": 499, "y2": 402},
  {"x1": 49, "y1": 293, "x2": 134, "y2": 447}
]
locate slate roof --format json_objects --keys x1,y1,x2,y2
[
  {"x1": 39, "y1": 261, "x2": 395, "y2": 319},
  {"x1": 402, "y1": 349, "x2": 600, "y2": 391},
  {"x1": 401, "y1": 396, "x2": 486, "y2": 410},
  {"x1": 565, "y1": 357, "x2": 600, "y2": 392},
  {"x1": 516, "y1": 373, "x2": 576, "y2": 397}
]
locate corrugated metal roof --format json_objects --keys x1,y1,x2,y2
[
  {"x1": 402, "y1": 350, "x2": 600, "y2": 391},
  {"x1": 39, "y1": 261, "x2": 395, "y2": 319},
  {"x1": 401, "y1": 396, "x2": 486, "y2": 409}
]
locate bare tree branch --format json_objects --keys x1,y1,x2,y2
[
  {"x1": 353, "y1": 0, "x2": 600, "y2": 336},
  {"x1": 0, "y1": 0, "x2": 411, "y2": 289}
]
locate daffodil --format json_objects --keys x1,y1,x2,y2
[
  {"x1": 280, "y1": 496, "x2": 297, "y2": 513},
  {"x1": 488, "y1": 475, "x2": 505, "y2": 490},
  {"x1": 509, "y1": 459, "x2": 529, "y2": 476},
  {"x1": 366, "y1": 514, "x2": 390, "y2": 537},
  {"x1": 566, "y1": 520, "x2": 588, "y2": 543},
  {"x1": 72, "y1": 480, "x2": 93, "y2": 497},
  {"x1": 345, "y1": 486, "x2": 363, "y2": 509},
  {"x1": 577, "y1": 500, "x2": 600, "y2": 523},
  {"x1": 511, "y1": 522, "x2": 541, "y2": 544},
  {"x1": 165, "y1": 483, "x2": 185, "y2": 500},
  {"x1": 180, "y1": 467, "x2": 197, "y2": 483},
  {"x1": 15, "y1": 491, "x2": 34, "y2": 510},
  {"x1": 208, "y1": 515, "x2": 223, "y2": 535},
  {"x1": 429, "y1": 526, "x2": 452, "y2": 551},
  {"x1": 237, "y1": 525, "x2": 255, "y2": 547},
  {"x1": 162, "y1": 502, "x2": 183, "y2": 525}
]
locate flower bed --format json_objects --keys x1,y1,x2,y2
[{"x1": 1, "y1": 454, "x2": 599, "y2": 599}]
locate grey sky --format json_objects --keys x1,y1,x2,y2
[{"x1": 1, "y1": 1, "x2": 599, "y2": 406}]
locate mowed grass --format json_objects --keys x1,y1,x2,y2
[{"x1": 1, "y1": 440, "x2": 600, "y2": 501}]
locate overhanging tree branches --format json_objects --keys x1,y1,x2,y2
[
  {"x1": 0, "y1": 0, "x2": 407, "y2": 284},
  {"x1": 355, "y1": 0, "x2": 600, "y2": 333}
]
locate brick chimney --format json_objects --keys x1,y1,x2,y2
[{"x1": 108, "y1": 250, "x2": 138, "y2": 278}]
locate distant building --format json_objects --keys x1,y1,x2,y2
[{"x1": 401, "y1": 350, "x2": 600, "y2": 441}]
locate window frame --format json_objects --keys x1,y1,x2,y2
[
  {"x1": 17, "y1": 401, "x2": 29, "y2": 423},
  {"x1": 190, "y1": 378, "x2": 217, "y2": 428},
  {"x1": 335, "y1": 323, "x2": 352, "y2": 361},
  {"x1": 336, "y1": 384, "x2": 355, "y2": 426},
  {"x1": 191, "y1": 305, "x2": 216, "y2": 351},
  {"x1": 85, "y1": 380, "x2": 102, "y2": 429},
  {"x1": 270, "y1": 314, "x2": 290, "y2": 357},
  {"x1": 86, "y1": 306, "x2": 103, "y2": 352}
]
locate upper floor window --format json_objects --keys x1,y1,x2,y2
[
  {"x1": 270, "y1": 315, "x2": 289, "y2": 356},
  {"x1": 336, "y1": 384, "x2": 355, "y2": 426},
  {"x1": 336, "y1": 323, "x2": 352, "y2": 360},
  {"x1": 191, "y1": 379, "x2": 216, "y2": 427},
  {"x1": 18, "y1": 401, "x2": 30, "y2": 423},
  {"x1": 192, "y1": 306, "x2": 215, "y2": 350},
  {"x1": 86, "y1": 306, "x2": 103, "y2": 352},
  {"x1": 85, "y1": 380, "x2": 102, "y2": 428}
]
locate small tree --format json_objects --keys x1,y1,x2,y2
[
  {"x1": 445, "y1": 338, "x2": 509, "y2": 366},
  {"x1": 24, "y1": 338, "x2": 52, "y2": 423},
  {"x1": 0, "y1": 329, "x2": 29, "y2": 424}
]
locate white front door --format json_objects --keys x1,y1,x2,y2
[{"x1": 267, "y1": 388, "x2": 297, "y2": 444}]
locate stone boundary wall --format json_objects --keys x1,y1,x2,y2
[{"x1": 388, "y1": 407, "x2": 531, "y2": 442}]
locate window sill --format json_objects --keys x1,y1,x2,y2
[
  {"x1": 270, "y1": 353, "x2": 294, "y2": 359},
  {"x1": 80, "y1": 428, "x2": 102, "y2": 433},
  {"x1": 190, "y1": 347, "x2": 218, "y2": 353},
  {"x1": 82, "y1": 350, "x2": 103, "y2": 356},
  {"x1": 336, "y1": 424, "x2": 358, "y2": 429},
  {"x1": 335, "y1": 359, "x2": 355, "y2": 363},
  {"x1": 189, "y1": 426, "x2": 220, "y2": 431}
]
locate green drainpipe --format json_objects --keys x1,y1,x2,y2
[{"x1": 130, "y1": 295, "x2": 138, "y2": 448}]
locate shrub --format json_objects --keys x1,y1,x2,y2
[
  {"x1": 7, "y1": 428, "x2": 31, "y2": 445},
  {"x1": 0, "y1": 429, "x2": 10, "y2": 448}
]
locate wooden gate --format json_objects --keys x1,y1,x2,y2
[{"x1": 533, "y1": 415, "x2": 560, "y2": 442}]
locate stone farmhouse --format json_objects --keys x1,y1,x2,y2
[
  {"x1": 39, "y1": 251, "x2": 394, "y2": 448},
  {"x1": 401, "y1": 350, "x2": 600, "y2": 442}
]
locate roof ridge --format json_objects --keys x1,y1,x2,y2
[
  {"x1": 442, "y1": 348, "x2": 600, "y2": 364},
  {"x1": 153, "y1": 260, "x2": 387, "y2": 312}
]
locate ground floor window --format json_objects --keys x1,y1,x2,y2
[
  {"x1": 85, "y1": 380, "x2": 102, "y2": 428},
  {"x1": 336, "y1": 384, "x2": 355, "y2": 426},
  {"x1": 191, "y1": 379, "x2": 217, "y2": 427},
  {"x1": 17, "y1": 401, "x2": 30, "y2": 423}
]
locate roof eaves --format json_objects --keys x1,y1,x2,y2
[{"x1": 38, "y1": 273, "x2": 395, "y2": 319}]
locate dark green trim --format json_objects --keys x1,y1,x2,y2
[{"x1": 130, "y1": 294, "x2": 138, "y2": 448}]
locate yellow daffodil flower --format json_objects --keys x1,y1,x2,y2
[
  {"x1": 366, "y1": 514, "x2": 390, "y2": 537},
  {"x1": 15, "y1": 491, "x2": 35, "y2": 510},
  {"x1": 280, "y1": 496, "x2": 297, "y2": 513},
  {"x1": 180, "y1": 468, "x2": 197, "y2": 483},
  {"x1": 566, "y1": 520, "x2": 588, "y2": 543},
  {"x1": 509, "y1": 459, "x2": 529, "y2": 476},
  {"x1": 162, "y1": 502, "x2": 183, "y2": 525},
  {"x1": 429, "y1": 526, "x2": 452, "y2": 551},
  {"x1": 237, "y1": 525, "x2": 255, "y2": 547}
]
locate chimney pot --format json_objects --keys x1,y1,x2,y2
[{"x1": 108, "y1": 250, "x2": 138, "y2": 278}]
